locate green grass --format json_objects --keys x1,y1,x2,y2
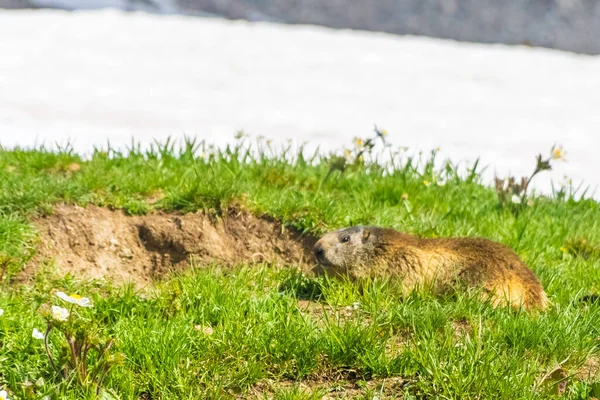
[{"x1": 1, "y1": 136, "x2": 600, "y2": 399}]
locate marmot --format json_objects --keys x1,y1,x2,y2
[{"x1": 313, "y1": 226, "x2": 549, "y2": 310}]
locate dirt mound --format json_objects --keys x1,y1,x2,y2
[{"x1": 28, "y1": 204, "x2": 316, "y2": 286}]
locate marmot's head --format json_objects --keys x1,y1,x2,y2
[{"x1": 313, "y1": 226, "x2": 387, "y2": 276}]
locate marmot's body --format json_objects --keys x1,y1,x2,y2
[{"x1": 313, "y1": 226, "x2": 548, "y2": 310}]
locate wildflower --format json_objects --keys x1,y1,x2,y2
[
  {"x1": 423, "y1": 180, "x2": 431, "y2": 187},
  {"x1": 559, "y1": 175, "x2": 572, "y2": 188},
  {"x1": 551, "y1": 145, "x2": 566, "y2": 161},
  {"x1": 436, "y1": 147, "x2": 441, "y2": 152},
  {"x1": 51, "y1": 306, "x2": 70, "y2": 322},
  {"x1": 0, "y1": 309, "x2": 3, "y2": 317},
  {"x1": 344, "y1": 149, "x2": 351, "y2": 157},
  {"x1": 527, "y1": 199, "x2": 534, "y2": 207},
  {"x1": 234, "y1": 131, "x2": 247, "y2": 140},
  {"x1": 0, "y1": 389, "x2": 8, "y2": 400},
  {"x1": 68, "y1": 163, "x2": 80, "y2": 172},
  {"x1": 379, "y1": 129, "x2": 388, "y2": 137},
  {"x1": 32, "y1": 328, "x2": 45, "y2": 340},
  {"x1": 401, "y1": 193, "x2": 409, "y2": 200},
  {"x1": 55, "y1": 291, "x2": 93, "y2": 308},
  {"x1": 353, "y1": 137, "x2": 364, "y2": 148},
  {"x1": 560, "y1": 247, "x2": 567, "y2": 252},
  {"x1": 511, "y1": 194, "x2": 522, "y2": 204},
  {"x1": 199, "y1": 152, "x2": 206, "y2": 159}
]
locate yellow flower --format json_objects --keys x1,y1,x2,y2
[
  {"x1": 380, "y1": 129, "x2": 388, "y2": 137},
  {"x1": 353, "y1": 137, "x2": 364, "y2": 149},
  {"x1": 560, "y1": 247, "x2": 567, "y2": 252},
  {"x1": 423, "y1": 180, "x2": 431, "y2": 187},
  {"x1": 56, "y1": 291, "x2": 93, "y2": 308}
]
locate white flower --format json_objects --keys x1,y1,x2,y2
[
  {"x1": 55, "y1": 291, "x2": 93, "y2": 308},
  {"x1": 559, "y1": 175, "x2": 573, "y2": 189},
  {"x1": 0, "y1": 389, "x2": 8, "y2": 400},
  {"x1": 51, "y1": 306, "x2": 70, "y2": 322},
  {"x1": 551, "y1": 145, "x2": 566, "y2": 161},
  {"x1": 511, "y1": 194, "x2": 522, "y2": 204},
  {"x1": 0, "y1": 309, "x2": 4, "y2": 317},
  {"x1": 32, "y1": 328, "x2": 45, "y2": 340}
]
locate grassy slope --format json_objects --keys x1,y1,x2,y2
[{"x1": 0, "y1": 137, "x2": 599, "y2": 399}]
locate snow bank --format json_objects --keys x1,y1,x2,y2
[{"x1": 0, "y1": 10, "x2": 598, "y2": 196}]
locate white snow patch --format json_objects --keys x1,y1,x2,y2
[{"x1": 0, "y1": 10, "x2": 599, "y2": 196}]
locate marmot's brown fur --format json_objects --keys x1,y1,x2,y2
[{"x1": 313, "y1": 226, "x2": 549, "y2": 311}]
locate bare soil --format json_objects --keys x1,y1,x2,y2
[
  {"x1": 249, "y1": 372, "x2": 406, "y2": 399},
  {"x1": 25, "y1": 204, "x2": 316, "y2": 286}
]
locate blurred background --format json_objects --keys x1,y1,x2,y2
[
  {"x1": 0, "y1": 0, "x2": 598, "y2": 196},
  {"x1": 2, "y1": 0, "x2": 599, "y2": 53}
]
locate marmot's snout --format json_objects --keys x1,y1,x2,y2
[{"x1": 313, "y1": 241, "x2": 325, "y2": 263}]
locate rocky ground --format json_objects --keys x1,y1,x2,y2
[
  {"x1": 0, "y1": 0, "x2": 35, "y2": 8},
  {"x1": 177, "y1": 0, "x2": 600, "y2": 54}
]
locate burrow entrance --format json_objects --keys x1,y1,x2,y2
[{"x1": 27, "y1": 204, "x2": 317, "y2": 286}]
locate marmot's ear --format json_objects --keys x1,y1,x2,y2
[{"x1": 362, "y1": 229, "x2": 371, "y2": 243}]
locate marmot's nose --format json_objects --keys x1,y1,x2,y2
[{"x1": 314, "y1": 243, "x2": 325, "y2": 261}]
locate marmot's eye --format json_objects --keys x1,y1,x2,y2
[{"x1": 341, "y1": 236, "x2": 350, "y2": 243}]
